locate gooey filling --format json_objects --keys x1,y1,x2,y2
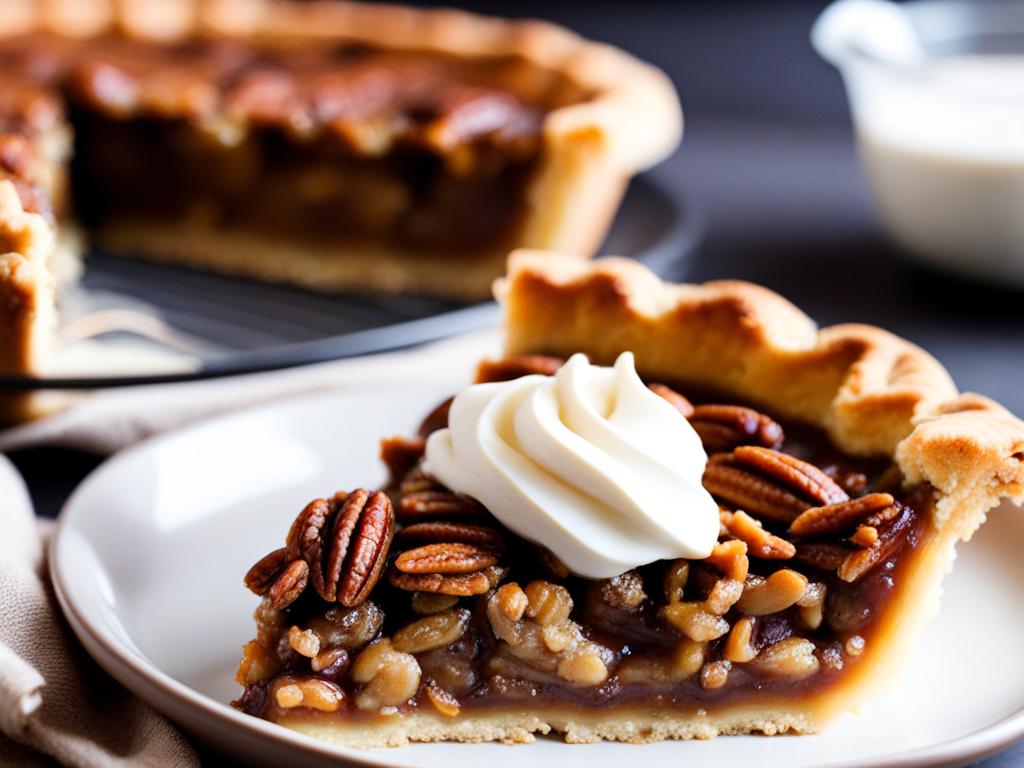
[{"x1": 233, "y1": 354, "x2": 932, "y2": 725}]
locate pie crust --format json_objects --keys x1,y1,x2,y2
[
  {"x1": 0, "y1": 0, "x2": 681, "y2": 416},
  {"x1": 233, "y1": 252, "x2": 1024, "y2": 747}
]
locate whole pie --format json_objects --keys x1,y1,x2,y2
[
  {"x1": 233, "y1": 251, "x2": 1024, "y2": 746},
  {"x1": 0, "y1": 0, "x2": 680, "y2": 418}
]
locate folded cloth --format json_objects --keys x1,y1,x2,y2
[
  {"x1": 0, "y1": 455, "x2": 199, "y2": 767},
  {"x1": 0, "y1": 329, "x2": 497, "y2": 455}
]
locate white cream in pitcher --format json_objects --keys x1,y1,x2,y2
[
  {"x1": 423, "y1": 352, "x2": 720, "y2": 579},
  {"x1": 858, "y1": 55, "x2": 1024, "y2": 282}
]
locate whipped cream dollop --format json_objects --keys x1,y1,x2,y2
[{"x1": 423, "y1": 352, "x2": 720, "y2": 579}]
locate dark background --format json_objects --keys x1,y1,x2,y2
[{"x1": 8, "y1": 2, "x2": 1023, "y2": 765}]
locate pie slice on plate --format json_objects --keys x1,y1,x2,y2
[
  {"x1": 233, "y1": 251, "x2": 1024, "y2": 746},
  {"x1": 0, "y1": 0, "x2": 680, "y2": 421}
]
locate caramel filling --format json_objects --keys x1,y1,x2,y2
[{"x1": 233, "y1": 355, "x2": 935, "y2": 726}]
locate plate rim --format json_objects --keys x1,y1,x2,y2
[{"x1": 49, "y1": 385, "x2": 1024, "y2": 768}]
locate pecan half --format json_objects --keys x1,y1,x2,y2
[
  {"x1": 475, "y1": 354, "x2": 563, "y2": 383},
  {"x1": 397, "y1": 490, "x2": 488, "y2": 521},
  {"x1": 648, "y1": 383, "x2": 694, "y2": 418},
  {"x1": 326, "y1": 490, "x2": 396, "y2": 607},
  {"x1": 244, "y1": 548, "x2": 290, "y2": 594},
  {"x1": 396, "y1": 521, "x2": 506, "y2": 551},
  {"x1": 734, "y1": 446, "x2": 849, "y2": 507},
  {"x1": 243, "y1": 489, "x2": 394, "y2": 609},
  {"x1": 389, "y1": 566, "x2": 507, "y2": 596},
  {"x1": 266, "y1": 559, "x2": 309, "y2": 609},
  {"x1": 789, "y1": 493, "x2": 895, "y2": 538},
  {"x1": 395, "y1": 542, "x2": 499, "y2": 575},
  {"x1": 690, "y1": 405, "x2": 784, "y2": 453},
  {"x1": 703, "y1": 456, "x2": 811, "y2": 523}
]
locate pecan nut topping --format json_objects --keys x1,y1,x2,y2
[
  {"x1": 389, "y1": 566, "x2": 507, "y2": 596},
  {"x1": 689, "y1": 404, "x2": 784, "y2": 453},
  {"x1": 733, "y1": 446, "x2": 849, "y2": 506},
  {"x1": 789, "y1": 493, "x2": 895, "y2": 538},
  {"x1": 327, "y1": 490, "x2": 396, "y2": 607},
  {"x1": 397, "y1": 489, "x2": 488, "y2": 521},
  {"x1": 267, "y1": 558, "x2": 310, "y2": 610},
  {"x1": 396, "y1": 520, "x2": 506, "y2": 551},
  {"x1": 395, "y1": 542, "x2": 499, "y2": 575},
  {"x1": 243, "y1": 489, "x2": 395, "y2": 609},
  {"x1": 704, "y1": 456, "x2": 812, "y2": 523},
  {"x1": 705, "y1": 446, "x2": 849, "y2": 523}
]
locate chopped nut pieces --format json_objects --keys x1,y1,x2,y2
[
  {"x1": 392, "y1": 609, "x2": 471, "y2": 654},
  {"x1": 351, "y1": 639, "x2": 422, "y2": 712},
  {"x1": 272, "y1": 676, "x2": 345, "y2": 713},
  {"x1": 750, "y1": 638, "x2": 820, "y2": 680},
  {"x1": 425, "y1": 680, "x2": 461, "y2": 717},
  {"x1": 735, "y1": 570, "x2": 808, "y2": 616},
  {"x1": 720, "y1": 510, "x2": 796, "y2": 559}
]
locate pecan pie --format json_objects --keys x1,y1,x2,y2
[
  {"x1": 233, "y1": 253, "x2": 1024, "y2": 746},
  {"x1": 0, "y1": 0, "x2": 680, "y2": 419}
]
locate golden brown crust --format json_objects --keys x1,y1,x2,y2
[{"x1": 283, "y1": 704, "x2": 814, "y2": 747}]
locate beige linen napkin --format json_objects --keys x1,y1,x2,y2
[{"x1": 0, "y1": 455, "x2": 199, "y2": 767}]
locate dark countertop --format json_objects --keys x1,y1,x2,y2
[{"x1": 6, "y1": 2, "x2": 1022, "y2": 765}]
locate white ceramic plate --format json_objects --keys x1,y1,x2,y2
[{"x1": 51, "y1": 383, "x2": 1024, "y2": 767}]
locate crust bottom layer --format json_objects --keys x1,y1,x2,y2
[
  {"x1": 98, "y1": 220, "x2": 519, "y2": 301},
  {"x1": 281, "y1": 704, "x2": 815, "y2": 748}
]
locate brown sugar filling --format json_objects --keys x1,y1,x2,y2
[
  {"x1": 0, "y1": 33, "x2": 574, "y2": 258},
  {"x1": 233, "y1": 355, "x2": 935, "y2": 726}
]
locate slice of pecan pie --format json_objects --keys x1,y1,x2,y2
[
  {"x1": 0, "y1": 0, "x2": 680, "y2": 419},
  {"x1": 233, "y1": 252, "x2": 1024, "y2": 746}
]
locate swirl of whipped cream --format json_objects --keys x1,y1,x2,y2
[{"x1": 422, "y1": 352, "x2": 720, "y2": 579}]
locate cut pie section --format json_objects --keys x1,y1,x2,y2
[
  {"x1": 232, "y1": 253, "x2": 1024, "y2": 746},
  {"x1": 0, "y1": 1, "x2": 681, "y2": 411}
]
